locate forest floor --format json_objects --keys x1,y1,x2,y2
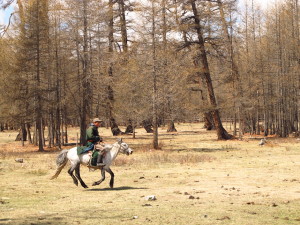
[{"x1": 0, "y1": 123, "x2": 300, "y2": 225}]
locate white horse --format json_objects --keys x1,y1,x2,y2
[{"x1": 50, "y1": 139, "x2": 133, "y2": 188}]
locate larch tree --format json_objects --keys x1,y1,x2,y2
[{"x1": 188, "y1": 0, "x2": 232, "y2": 140}]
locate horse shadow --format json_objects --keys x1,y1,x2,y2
[{"x1": 86, "y1": 186, "x2": 148, "y2": 192}]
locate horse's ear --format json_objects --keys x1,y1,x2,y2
[{"x1": 118, "y1": 138, "x2": 123, "y2": 144}]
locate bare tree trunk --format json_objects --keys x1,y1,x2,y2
[
  {"x1": 118, "y1": 0, "x2": 128, "y2": 52},
  {"x1": 151, "y1": 1, "x2": 159, "y2": 149},
  {"x1": 233, "y1": 111, "x2": 237, "y2": 136},
  {"x1": 16, "y1": 123, "x2": 27, "y2": 146},
  {"x1": 256, "y1": 90, "x2": 260, "y2": 135},
  {"x1": 108, "y1": 0, "x2": 123, "y2": 136},
  {"x1": 119, "y1": 0, "x2": 135, "y2": 134},
  {"x1": 33, "y1": 122, "x2": 37, "y2": 145},
  {"x1": 26, "y1": 123, "x2": 32, "y2": 144},
  {"x1": 54, "y1": 16, "x2": 61, "y2": 149},
  {"x1": 133, "y1": 125, "x2": 136, "y2": 139},
  {"x1": 21, "y1": 125, "x2": 24, "y2": 147},
  {"x1": 295, "y1": 0, "x2": 300, "y2": 131},
  {"x1": 190, "y1": 0, "x2": 232, "y2": 140},
  {"x1": 48, "y1": 113, "x2": 53, "y2": 148},
  {"x1": 217, "y1": 0, "x2": 243, "y2": 137},
  {"x1": 36, "y1": 0, "x2": 44, "y2": 151},
  {"x1": 203, "y1": 112, "x2": 214, "y2": 130},
  {"x1": 64, "y1": 123, "x2": 68, "y2": 144},
  {"x1": 161, "y1": 0, "x2": 177, "y2": 133},
  {"x1": 79, "y1": 0, "x2": 89, "y2": 145}
]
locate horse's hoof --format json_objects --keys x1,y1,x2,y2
[
  {"x1": 92, "y1": 182, "x2": 98, "y2": 186},
  {"x1": 84, "y1": 186, "x2": 89, "y2": 189}
]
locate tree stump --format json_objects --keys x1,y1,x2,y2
[
  {"x1": 142, "y1": 119, "x2": 153, "y2": 133},
  {"x1": 167, "y1": 120, "x2": 177, "y2": 132},
  {"x1": 125, "y1": 119, "x2": 134, "y2": 134},
  {"x1": 125, "y1": 125, "x2": 133, "y2": 134},
  {"x1": 110, "y1": 118, "x2": 123, "y2": 136},
  {"x1": 15, "y1": 128, "x2": 27, "y2": 141}
]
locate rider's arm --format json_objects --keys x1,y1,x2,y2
[{"x1": 92, "y1": 126, "x2": 101, "y2": 142}]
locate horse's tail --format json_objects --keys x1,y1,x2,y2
[{"x1": 50, "y1": 150, "x2": 68, "y2": 180}]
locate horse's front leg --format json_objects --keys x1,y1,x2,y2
[
  {"x1": 106, "y1": 167, "x2": 114, "y2": 189},
  {"x1": 75, "y1": 165, "x2": 88, "y2": 189},
  {"x1": 92, "y1": 168, "x2": 105, "y2": 186}
]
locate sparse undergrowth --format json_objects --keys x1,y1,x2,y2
[{"x1": 113, "y1": 151, "x2": 216, "y2": 167}]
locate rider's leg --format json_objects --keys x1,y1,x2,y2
[
  {"x1": 81, "y1": 143, "x2": 94, "y2": 154},
  {"x1": 96, "y1": 150, "x2": 105, "y2": 167}
]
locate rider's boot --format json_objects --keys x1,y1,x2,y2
[{"x1": 96, "y1": 153, "x2": 105, "y2": 167}]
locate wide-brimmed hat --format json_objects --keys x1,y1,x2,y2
[{"x1": 92, "y1": 118, "x2": 103, "y2": 123}]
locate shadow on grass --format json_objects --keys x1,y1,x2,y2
[
  {"x1": 178, "y1": 130, "x2": 207, "y2": 135},
  {"x1": 190, "y1": 147, "x2": 237, "y2": 152},
  {"x1": 6, "y1": 207, "x2": 132, "y2": 225},
  {"x1": 168, "y1": 147, "x2": 238, "y2": 152},
  {"x1": 86, "y1": 186, "x2": 148, "y2": 192},
  {"x1": 3, "y1": 215, "x2": 66, "y2": 225}
]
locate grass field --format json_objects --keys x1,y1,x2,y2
[{"x1": 1, "y1": 123, "x2": 300, "y2": 225}]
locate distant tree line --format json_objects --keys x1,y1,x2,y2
[{"x1": 0, "y1": 0, "x2": 299, "y2": 151}]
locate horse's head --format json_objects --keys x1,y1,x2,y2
[{"x1": 118, "y1": 138, "x2": 133, "y2": 155}]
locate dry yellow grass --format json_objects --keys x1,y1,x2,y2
[{"x1": 1, "y1": 123, "x2": 300, "y2": 225}]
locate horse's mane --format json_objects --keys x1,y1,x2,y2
[{"x1": 104, "y1": 142, "x2": 117, "y2": 152}]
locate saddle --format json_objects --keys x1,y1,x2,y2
[{"x1": 87, "y1": 144, "x2": 106, "y2": 170}]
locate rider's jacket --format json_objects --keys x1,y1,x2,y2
[{"x1": 86, "y1": 125, "x2": 102, "y2": 144}]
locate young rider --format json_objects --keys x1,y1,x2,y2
[{"x1": 81, "y1": 118, "x2": 106, "y2": 167}]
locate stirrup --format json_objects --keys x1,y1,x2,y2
[
  {"x1": 96, "y1": 163, "x2": 106, "y2": 167},
  {"x1": 87, "y1": 164, "x2": 105, "y2": 169}
]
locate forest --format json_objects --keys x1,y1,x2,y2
[{"x1": 0, "y1": 0, "x2": 299, "y2": 151}]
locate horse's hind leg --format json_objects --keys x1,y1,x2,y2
[
  {"x1": 75, "y1": 166, "x2": 88, "y2": 189},
  {"x1": 106, "y1": 168, "x2": 114, "y2": 189},
  {"x1": 68, "y1": 163, "x2": 79, "y2": 186},
  {"x1": 92, "y1": 168, "x2": 105, "y2": 186}
]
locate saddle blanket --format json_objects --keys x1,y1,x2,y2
[{"x1": 77, "y1": 146, "x2": 99, "y2": 166}]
